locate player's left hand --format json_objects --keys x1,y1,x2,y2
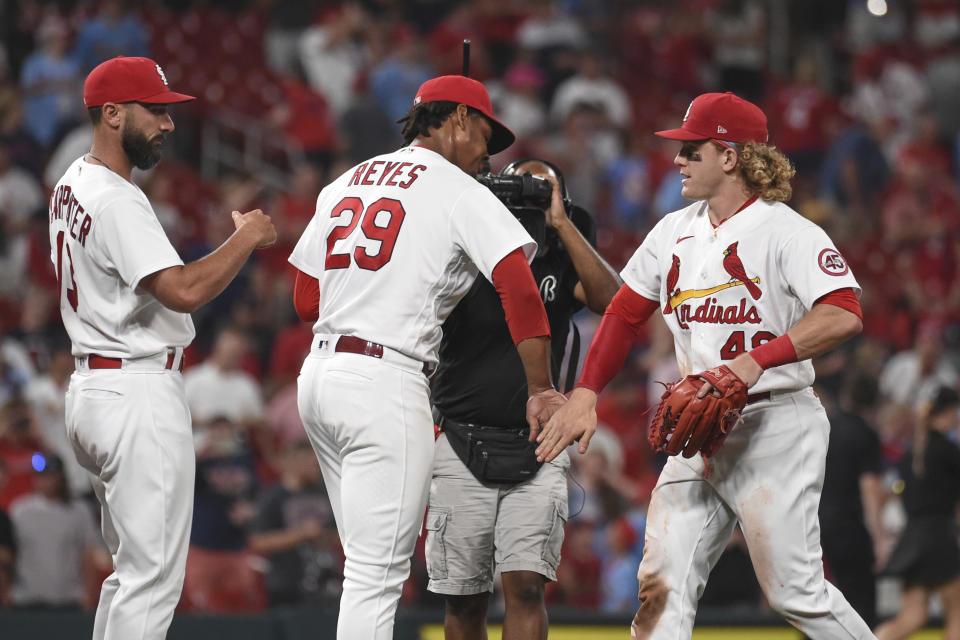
[
  {"x1": 650, "y1": 365, "x2": 748, "y2": 458},
  {"x1": 526, "y1": 388, "x2": 567, "y2": 439},
  {"x1": 696, "y1": 353, "x2": 762, "y2": 399}
]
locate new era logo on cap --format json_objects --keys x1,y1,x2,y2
[{"x1": 656, "y1": 92, "x2": 768, "y2": 144}]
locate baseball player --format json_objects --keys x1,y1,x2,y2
[
  {"x1": 51, "y1": 56, "x2": 276, "y2": 640},
  {"x1": 288, "y1": 75, "x2": 566, "y2": 640},
  {"x1": 427, "y1": 158, "x2": 621, "y2": 640},
  {"x1": 537, "y1": 92, "x2": 877, "y2": 639}
]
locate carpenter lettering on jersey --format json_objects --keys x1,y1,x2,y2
[
  {"x1": 674, "y1": 298, "x2": 761, "y2": 330},
  {"x1": 49, "y1": 184, "x2": 93, "y2": 247},
  {"x1": 348, "y1": 161, "x2": 428, "y2": 189}
]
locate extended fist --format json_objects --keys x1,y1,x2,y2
[{"x1": 232, "y1": 209, "x2": 277, "y2": 248}]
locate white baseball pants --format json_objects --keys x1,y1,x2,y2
[
  {"x1": 635, "y1": 388, "x2": 876, "y2": 640},
  {"x1": 297, "y1": 338, "x2": 434, "y2": 640},
  {"x1": 65, "y1": 365, "x2": 194, "y2": 640}
]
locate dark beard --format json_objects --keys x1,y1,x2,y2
[{"x1": 121, "y1": 123, "x2": 164, "y2": 170}]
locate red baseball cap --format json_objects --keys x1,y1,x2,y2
[
  {"x1": 413, "y1": 75, "x2": 515, "y2": 154},
  {"x1": 84, "y1": 56, "x2": 195, "y2": 108},
  {"x1": 655, "y1": 92, "x2": 768, "y2": 144}
]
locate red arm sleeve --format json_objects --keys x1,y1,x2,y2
[
  {"x1": 492, "y1": 248, "x2": 551, "y2": 344},
  {"x1": 748, "y1": 287, "x2": 862, "y2": 370},
  {"x1": 814, "y1": 287, "x2": 862, "y2": 319},
  {"x1": 576, "y1": 284, "x2": 659, "y2": 393},
  {"x1": 293, "y1": 269, "x2": 320, "y2": 323}
]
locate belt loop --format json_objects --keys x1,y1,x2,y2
[{"x1": 170, "y1": 347, "x2": 185, "y2": 372}]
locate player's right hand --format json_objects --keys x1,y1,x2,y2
[
  {"x1": 535, "y1": 387, "x2": 598, "y2": 462},
  {"x1": 526, "y1": 388, "x2": 567, "y2": 442},
  {"x1": 232, "y1": 209, "x2": 278, "y2": 248}
]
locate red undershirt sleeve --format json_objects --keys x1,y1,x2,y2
[
  {"x1": 576, "y1": 284, "x2": 659, "y2": 394},
  {"x1": 293, "y1": 269, "x2": 320, "y2": 322},
  {"x1": 492, "y1": 248, "x2": 551, "y2": 344},
  {"x1": 814, "y1": 287, "x2": 862, "y2": 319}
]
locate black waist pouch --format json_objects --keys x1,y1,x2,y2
[{"x1": 439, "y1": 413, "x2": 544, "y2": 485}]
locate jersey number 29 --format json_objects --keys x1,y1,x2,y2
[
  {"x1": 325, "y1": 197, "x2": 406, "y2": 271},
  {"x1": 55, "y1": 231, "x2": 79, "y2": 311}
]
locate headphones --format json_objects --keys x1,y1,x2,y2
[{"x1": 500, "y1": 157, "x2": 572, "y2": 213}]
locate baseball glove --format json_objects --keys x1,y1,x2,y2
[{"x1": 649, "y1": 365, "x2": 748, "y2": 458}]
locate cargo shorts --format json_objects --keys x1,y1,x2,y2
[{"x1": 425, "y1": 433, "x2": 570, "y2": 595}]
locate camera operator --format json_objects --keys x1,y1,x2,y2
[{"x1": 426, "y1": 158, "x2": 621, "y2": 639}]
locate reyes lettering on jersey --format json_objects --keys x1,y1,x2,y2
[
  {"x1": 347, "y1": 161, "x2": 427, "y2": 189},
  {"x1": 50, "y1": 184, "x2": 93, "y2": 247}
]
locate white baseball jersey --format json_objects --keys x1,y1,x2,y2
[
  {"x1": 48, "y1": 157, "x2": 195, "y2": 358},
  {"x1": 630, "y1": 196, "x2": 876, "y2": 639},
  {"x1": 289, "y1": 145, "x2": 535, "y2": 366},
  {"x1": 623, "y1": 197, "x2": 859, "y2": 393}
]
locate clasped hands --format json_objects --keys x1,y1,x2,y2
[{"x1": 525, "y1": 387, "x2": 598, "y2": 463}]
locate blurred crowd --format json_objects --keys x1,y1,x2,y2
[{"x1": 1, "y1": 0, "x2": 960, "y2": 624}]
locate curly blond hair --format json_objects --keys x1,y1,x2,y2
[{"x1": 735, "y1": 142, "x2": 796, "y2": 202}]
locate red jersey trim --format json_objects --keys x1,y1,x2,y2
[
  {"x1": 814, "y1": 287, "x2": 862, "y2": 319},
  {"x1": 711, "y1": 195, "x2": 759, "y2": 229},
  {"x1": 293, "y1": 269, "x2": 320, "y2": 322}
]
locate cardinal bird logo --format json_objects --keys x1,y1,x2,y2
[
  {"x1": 722, "y1": 242, "x2": 762, "y2": 299},
  {"x1": 664, "y1": 254, "x2": 681, "y2": 313}
]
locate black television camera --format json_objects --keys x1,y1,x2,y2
[
  {"x1": 476, "y1": 172, "x2": 554, "y2": 211},
  {"x1": 477, "y1": 172, "x2": 555, "y2": 254}
]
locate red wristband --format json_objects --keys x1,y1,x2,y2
[{"x1": 748, "y1": 334, "x2": 798, "y2": 370}]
